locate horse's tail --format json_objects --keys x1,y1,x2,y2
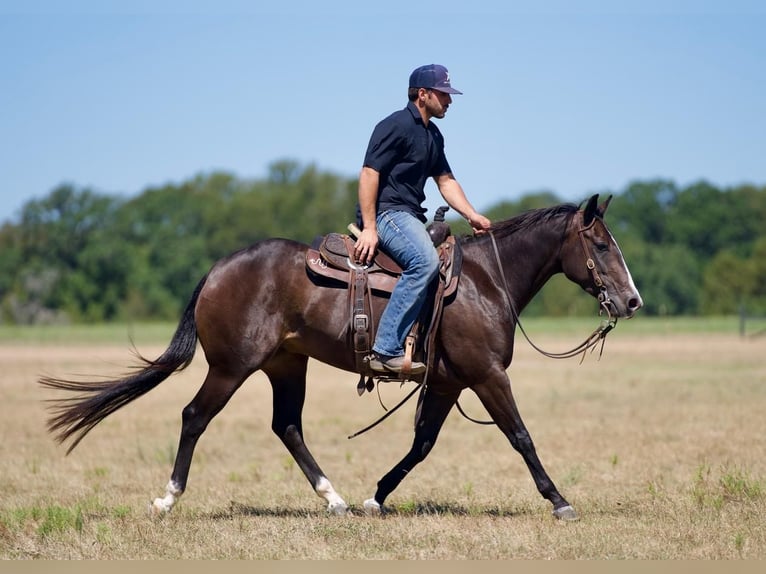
[{"x1": 39, "y1": 274, "x2": 208, "y2": 454}]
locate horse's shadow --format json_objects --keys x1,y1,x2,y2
[{"x1": 211, "y1": 500, "x2": 527, "y2": 519}]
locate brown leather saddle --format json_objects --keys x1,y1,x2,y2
[{"x1": 305, "y1": 216, "x2": 462, "y2": 389}]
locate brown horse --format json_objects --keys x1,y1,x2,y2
[{"x1": 39, "y1": 194, "x2": 642, "y2": 521}]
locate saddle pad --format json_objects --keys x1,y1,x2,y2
[
  {"x1": 306, "y1": 249, "x2": 399, "y2": 294},
  {"x1": 319, "y1": 233, "x2": 402, "y2": 275}
]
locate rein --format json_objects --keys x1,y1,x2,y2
[
  {"x1": 347, "y1": 380, "x2": 424, "y2": 439},
  {"x1": 487, "y1": 219, "x2": 617, "y2": 363},
  {"x1": 350, "y1": 213, "x2": 620, "y2": 437},
  {"x1": 452, "y1": 223, "x2": 619, "y2": 427}
]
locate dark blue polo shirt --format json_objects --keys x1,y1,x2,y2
[{"x1": 358, "y1": 101, "x2": 452, "y2": 224}]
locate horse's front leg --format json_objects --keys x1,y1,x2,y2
[
  {"x1": 364, "y1": 387, "x2": 459, "y2": 514},
  {"x1": 472, "y1": 371, "x2": 578, "y2": 521}
]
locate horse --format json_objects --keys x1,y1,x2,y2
[{"x1": 39, "y1": 193, "x2": 642, "y2": 521}]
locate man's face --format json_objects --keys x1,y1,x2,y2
[{"x1": 421, "y1": 88, "x2": 452, "y2": 119}]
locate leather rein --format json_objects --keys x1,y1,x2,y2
[
  {"x1": 488, "y1": 211, "x2": 618, "y2": 363},
  {"x1": 456, "y1": 213, "x2": 619, "y2": 427},
  {"x1": 349, "y1": 211, "x2": 620, "y2": 436}
]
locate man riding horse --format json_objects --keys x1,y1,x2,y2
[{"x1": 353, "y1": 64, "x2": 491, "y2": 375}]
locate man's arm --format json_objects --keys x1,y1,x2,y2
[{"x1": 434, "y1": 173, "x2": 492, "y2": 234}]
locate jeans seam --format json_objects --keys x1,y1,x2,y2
[{"x1": 372, "y1": 210, "x2": 439, "y2": 357}]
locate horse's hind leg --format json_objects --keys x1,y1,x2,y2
[
  {"x1": 150, "y1": 365, "x2": 249, "y2": 515},
  {"x1": 266, "y1": 351, "x2": 349, "y2": 515},
  {"x1": 364, "y1": 387, "x2": 459, "y2": 514}
]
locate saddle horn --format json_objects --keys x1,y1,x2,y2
[{"x1": 427, "y1": 205, "x2": 451, "y2": 246}]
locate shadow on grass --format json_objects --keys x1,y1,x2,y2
[
  {"x1": 209, "y1": 502, "x2": 324, "y2": 519},
  {"x1": 213, "y1": 499, "x2": 528, "y2": 519}
]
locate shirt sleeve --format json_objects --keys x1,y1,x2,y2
[
  {"x1": 363, "y1": 117, "x2": 403, "y2": 174},
  {"x1": 430, "y1": 151, "x2": 452, "y2": 178},
  {"x1": 428, "y1": 125, "x2": 452, "y2": 178}
]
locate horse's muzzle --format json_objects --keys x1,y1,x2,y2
[{"x1": 606, "y1": 290, "x2": 643, "y2": 319}]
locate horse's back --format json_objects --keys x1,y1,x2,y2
[
  {"x1": 195, "y1": 238, "x2": 352, "y2": 369},
  {"x1": 200, "y1": 238, "x2": 308, "y2": 307}
]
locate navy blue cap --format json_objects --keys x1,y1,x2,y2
[{"x1": 408, "y1": 64, "x2": 462, "y2": 95}]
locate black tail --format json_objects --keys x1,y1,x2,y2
[{"x1": 39, "y1": 275, "x2": 208, "y2": 454}]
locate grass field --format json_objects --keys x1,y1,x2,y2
[{"x1": 1, "y1": 317, "x2": 764, "y2": 559}]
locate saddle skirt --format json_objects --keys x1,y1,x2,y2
[{"x1": 305, "y1": 232, "x2": 461, "y2": 298}]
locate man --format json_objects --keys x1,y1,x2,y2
[{"x1": 354, "y1": 64, "x2": 492, "y2": 375}]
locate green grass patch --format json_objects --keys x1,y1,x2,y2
[
  {"x1": 1, "y1": 501, "x2": 133, "y2": 540},
  {"x1": 37, "y1": 505, "x2": 84, "y2": 537},
  {"x1": 0, "y1": 505, "x2": 85, "y2": 538},
  {"x1": 691, "y1": 464, "x2": 764, "y2": 510},
  {"x1": 0, "y1": 322, "x2": 176, "y2": 346}
]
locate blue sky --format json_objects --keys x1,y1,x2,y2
[{"x1": 1, "y1": 0, "x2": 764, "y2": 224}]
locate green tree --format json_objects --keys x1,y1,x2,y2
[
  {"x1": 607, "y1": 179, "x2": 678, "y2": 244},
  {"x1": 9, "y1": 185, "x2": 122, "y2": 322},
  {"x1": 619, "y1": 239, "x2": 700, "y2": 315},
  {"x1": 700, "y1": 250, "x2": 754, "y2": 315},
  {"x1": 667, "y1": 180, "x2": 760, "y2": 259},
  {"x1": 112, "y1": 181, "x2": 218, "y2": 318},
  {"x1": 744, "y1": 237, "x2": 766, "y2": 314},
  {"x1": 2, "y1": 169, "x2": 764, "y2": 323}
]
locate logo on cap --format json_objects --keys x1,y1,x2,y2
[{"x1": 409, "y1": 64, "x2": 463, "y2": 95}]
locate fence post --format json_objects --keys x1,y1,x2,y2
[{"x1": 739, "y1": 305, "x2": 745, "y2": 338}]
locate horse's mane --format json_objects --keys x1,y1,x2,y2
[{"x1": 460, "y1": 202, "x2": 579, "y2": 242}]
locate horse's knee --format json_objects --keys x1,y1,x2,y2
[
  {"x1": 274, "y1": 423, "x2": 302, "y2": 448},
  {"x1": 414, "y1": 419, "x2": 441, "y2": 459},
  {"x1": 420, "y1": 439, "x2": 434, "y2": 459},
  {"x1": 180, "y1": 404, "x2": 208, "y2": 437},
  {"x1": 181, "y1": 403, "x2": 195, "y2": 421},
  {"x1": 511, "y1": 430, "x2": 534, "y2": 452}
]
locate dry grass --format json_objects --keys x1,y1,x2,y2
[{"x1": 1, "y1": 320, "x2": 764, "y2": 559}]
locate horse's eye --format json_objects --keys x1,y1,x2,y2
[{"x1": 595, "y1": 242, "x2": 609, "y2": 252}]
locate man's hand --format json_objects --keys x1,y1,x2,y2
[
  {"x1": 469, "y1": 213, "x2": 492, "y2": 235},
  {"x1": 354, "y1": 227, "x2": 379, "y2": 265}
]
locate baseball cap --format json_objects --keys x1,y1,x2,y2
[{"x1": 408, "y1": 64, "x2": 462, "y2": 95}]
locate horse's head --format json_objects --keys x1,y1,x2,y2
[{"x1": 561, "y1": 194, "x2": 643, "y2": 319}]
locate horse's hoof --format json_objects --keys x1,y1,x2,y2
[
  {"x1": 552, "y1": 504, "x2": 579, "y2": 521},
  {"x1": 149, "y1": 498, "x2": 171, "y2": 517},
  {"x1": 327, "y1": 501, "x2": 349, "y2": 516},
  {"x1": 363, "y1": 498, "x2": 382, "y2": 515}
]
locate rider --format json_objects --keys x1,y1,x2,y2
[{"x1": 353, "y1": 64, "x2": 492, "y2": 375}]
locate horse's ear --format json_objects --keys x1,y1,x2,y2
[
  {"x1": 583, "y1": 194, "x2": 599, "y2": 226},
  {"x1": 598, "y1": 194, "x2": 613, "y2": 218}
]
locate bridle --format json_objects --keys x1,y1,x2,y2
[
  {"x1": 451, "y1": 215, "x2": 621, "y2": 427},
  {"x1": 488, "y1": 210, "x2": 617, "y2": 363},
  {"x1": 576, "y1": 211, "x2": 617, "y2": 321}
]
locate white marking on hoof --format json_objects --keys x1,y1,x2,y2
[
  {"x1": 327, "y1": 500, "x2": 349, "y2": 516},
  {"x1": 315, "y1": 476, "x2": 348, "y2": 515},
  {"x1": 363, "y1": 498, "x2": 381, "y2": 515},
  {"x1": 552, "y1": 504, "x2": 579, "y2": 521},
  {"x1": 149, "y1": 480, "x2": 182, "y2": 516},
  {"x1": 149, "y1": 499, "x2": 168, "y2": 517}
]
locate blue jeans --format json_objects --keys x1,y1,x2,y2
[{"x1": 373, "y1": 210, "x2": 440, "y2": 357}]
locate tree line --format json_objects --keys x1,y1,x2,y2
[{"x1": 1, "y1": 160, "x2": 764, "y2": 324}]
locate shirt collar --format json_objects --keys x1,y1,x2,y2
[{"x1": 405, "y1": 101, "x2": 425, "y2": 126}]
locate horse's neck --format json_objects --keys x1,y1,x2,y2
[{"x1": 490, "y1": 223, "x2": 565, "y2": 312}]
